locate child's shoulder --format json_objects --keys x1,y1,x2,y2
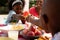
[{"x1": 9, "y1": 10, "x2": 16, "y2": 14}]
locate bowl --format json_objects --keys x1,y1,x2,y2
[{"x1": 20, "y1": 30, "x2": 40, "y2": 40}]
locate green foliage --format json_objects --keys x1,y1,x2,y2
[
  {"x1": 29, "y1": 0, "x2": 36, "y2": 8},
  {"x1": 0, "y1": 0, "x2": 8, "y2": 14},
  {"x1": 0, "y1": 0, "x2": 8, "y2": 6}
]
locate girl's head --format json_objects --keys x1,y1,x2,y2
[
  {"x1": 12, "y1": 0, "x2": 25, "y2": 14},
  {"x1": 35, "y1": 0, "x2": 43, "y2": 9}
]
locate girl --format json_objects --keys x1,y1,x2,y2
[{"x1": 6, "y1": 0, "x2": 25, "y2": 24}]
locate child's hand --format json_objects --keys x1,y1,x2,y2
[{"x1": 18, "y1": 15, "x2": 26, "y2": 24}]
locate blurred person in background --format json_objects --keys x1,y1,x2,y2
[
  {"x1": 6, "y1": 0, "x2": 25, "y2": 24},
  {"x1": 29, "y1": 0, "x2": 43, "y2": 18},
  {"x1": 26, "y1": 0, "x2": 44, "y2": 28}
]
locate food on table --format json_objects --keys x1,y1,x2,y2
[
  {"x1": 11, "y1": 25, "x2": 24, "y2": 30},
  {"x1": 0, "y1": 37, "x2": 14, "y2": 40},
  {"x1": 22, "y1": 25, "x2": 42, "y2": 36},
  {"x1": 22, "y1": 29, "x2": 28, "y2": 35},
  {"x1": 27, "y1": 31, "x2": 35, "y2": 36},
  {"x1": 38, "y1": 36, "x2": 50, "y2": 40},
  {"x1": 35, "y1": 29, "x2": 42, "y2": 36},
  {"x1": 23, "y1": 11, "x2": 29, "y2": 18},
  {"x1": 30, "y1": 26, "x2": 36, "y2": 32}
]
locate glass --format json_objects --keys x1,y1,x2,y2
[{"x1": 8, "y1": 31, "x2": 18, "y2": 40}]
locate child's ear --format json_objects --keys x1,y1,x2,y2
[{"x1": 42, "y1": 14, "x2": 49, "y2": 24}]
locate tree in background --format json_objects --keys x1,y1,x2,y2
[
  {"x1": 29, "y1": 0, "x2": 36, "y2": 8},
  {"x1": 0, "y1": 0, "x2": 8, "y2": 6}
]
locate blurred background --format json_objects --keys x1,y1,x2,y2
[
  {"x1": 0, "y1": 0, "x2": 8, "y2": 14},
  {"x1": 0, "y1": 0, "x2": 36, "y2": 14},
  {"x1": 0, "y1": 0, "x2": 36, "y2": 24}
]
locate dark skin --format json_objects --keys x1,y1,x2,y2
[
  {"x1": 40, "y1": 0, "x2": 60, "y2": 36},
  {"x1": 11, "y1": 3, "x2": 25, "y2": 23},
  {"x1": 12, "y1": 4, "x2": 23, "y2": 14},
  {"x1": 35, "y1": 0, "x2": 43, "y2": 15}
]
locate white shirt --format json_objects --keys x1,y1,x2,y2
[
  {"x1": 6, "y1": 10, "x2": 16, "y2": 24},
  {"x1": 52, "y1": 32, "x2": 60, "y2": 40}
]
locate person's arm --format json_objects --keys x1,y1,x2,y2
[
  {"x1": 6, "y1": 10, "x2": 16, "y2": 24},
  {"x1": 12, "y1": 14, "x2": 25, "y2": 20},
  {"x1": 26, "y1": 16, "x2": 45, "y2": 29},
  {"x1": 26, "y1": 15, "x2": 43, "y2": 28}
]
